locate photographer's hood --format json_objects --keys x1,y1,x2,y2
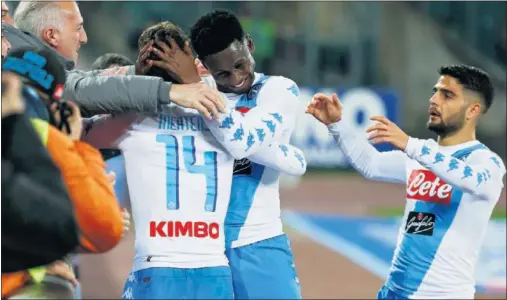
[{"x1": 2, "y1": 47, "x2": 66, "y2": 101}]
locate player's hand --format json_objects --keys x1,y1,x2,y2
[
  {"x1": 305, "y1": 93, "x2": 342, "y2": 125},
  {"x1": 46, "y1": 260, "x2": 78, "y2": 287},
  {"x1": 169, "y1": 83, "x2": 226, "y2": 120},
  {"x1": 366, "y1": 116, "x2": 409, "y2": 151},
  {"x1": 50, "y1": 101, "x2": 83, "y2": 140},
  {"x1": 151, "y1": 37, "x2": 201, "y2": 84},
  {"x1": 1, "y1": 72, "x2": 25, "y2": 117},
  {"x1": 121, "y1": 208, "x2": 131, "y2": 237},
  {"x1": 195, "y1": 58, "x2": 211, "y2": 76},
  {"x1": 135, "y1": 40, "x2": 154, "y2": 75},
  {"x1": 107, "y1": 171, "x2": 116, "y2": 185}
]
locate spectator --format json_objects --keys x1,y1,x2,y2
[
  {"x1": 1, "y1": 72, "x2": 80, "y2": 298},
  {"x1": 2, "y1": 47, "x2": 124, "y2": 298},
  {"x1": 4, "y1": 46, "x2": 124, "y2": 254},
  {"x1": 4, "y1": 1, "x2": 224, "y2": 118},
  {"x1": 1, "y1": 72, "x2": 79, "y2": 274},
  {"x1": 13, "y1": 1, "x2": 87, "y2": 64},
  {"x1": 91, "y1": 53, "x2": 133, "y2": 70}
]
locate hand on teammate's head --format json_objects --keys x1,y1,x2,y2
[
  {"x1": 135, "y1": 40, "x2": 154, "y2": 75},
  {"x1": 305, "y1": 93, "x2": 342, "y2": 125},
  {"x1": 150, "y1": 37, "x2": 201, "y2": 84}
]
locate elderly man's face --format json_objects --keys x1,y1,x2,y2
[
  {"x1": 48, "y1": 1, "x2": 88, "y2": 63},
  {"x1": 1, "y1": 1, "x2": 13, "y2": 25}
]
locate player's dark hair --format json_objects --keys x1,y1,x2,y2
[
  {"x1": 190, "y1": 10, "x2": 245, "y2": 59},
  {"x1": 138, "y1": 21, "x2": 188, "y2": 51},
  {"x1": 91, "y1": 53, "x2": 133, "y2": 70},
  {"x1": 438, "y1": 64, "x2": 494, "y2": 113},
  {"x1": 138, "y1": 21, "x2": 189, "y2": 83}
]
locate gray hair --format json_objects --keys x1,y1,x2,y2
[{"x1": 13, "y1": 2, "x2": 68, "y2": 38}]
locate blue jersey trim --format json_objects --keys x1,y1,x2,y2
[
  {"x1": 387, "y1": 143, "x2": 486, "y2": 297},
  {"x1": 224, "y1": 75, "x2": 270, "y2": 247}
]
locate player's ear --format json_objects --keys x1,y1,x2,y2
[
  {"x1": 198, "y1": 57, "x2": 210, "y2": 70},
  {"x1": 466, "y1": 102, "x2": 482, "y2": 120},
  {"x1": 245, "y1": 34, "x2": 255, "y2": 55}
]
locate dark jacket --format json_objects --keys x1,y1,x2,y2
[{"x1": 1, "y1": 114, "x2": 79, "y2": 273}]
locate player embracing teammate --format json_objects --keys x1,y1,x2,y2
[{"x1": 110, "y1": 10, "x2": 306, "y2": 300}]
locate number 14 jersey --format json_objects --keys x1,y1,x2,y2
[{"x1": 118, "y1": 105, "x2": 234, "y2": 271}]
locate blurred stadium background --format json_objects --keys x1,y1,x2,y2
[{"x1": 5, "y1": 1, "x2": 506, "y2": 298}]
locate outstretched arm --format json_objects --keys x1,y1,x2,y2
[
  {"x1": 328, "y1": 121, "x2": 407, "y2": 183},
  {"x1": 65, "y1": 68, "x2": 224, "y2": 119},
  {"x1": 307, "y1": 93, "x2": 407, "y2": 183},
  {"x1": 65, "y1": 67, "x2": 171, "y2": 117}
]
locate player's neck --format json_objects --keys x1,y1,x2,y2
[{"x1": 437, "y1": 127, "x2": 476, "y2": 147}]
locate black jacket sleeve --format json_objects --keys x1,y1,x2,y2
[{"x1": 1, "y1": 114, "x2": 79, "y2": 273}]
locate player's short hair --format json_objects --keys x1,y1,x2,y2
[
  {"x1": 91, "y1": 53, "x2": 132, "y2": 70},
  {"x1": 438, "y1": 64, "x2": 494, "y2": 113},
  {"x1": 138, "y1": 21, "x2": 188, "y2": 51},
  {"x1": 138, "y1": 21, "x2": 188, "y2": 83},
  {"x1": 190, "y1": 10, "x2": 245, "y2": 59}
]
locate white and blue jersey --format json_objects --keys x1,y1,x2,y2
[
  {"x1": 328, "y1": 121, "x2": 506, "y2": 299},
  {"x1": 203, "y1": 73, "x2": 303, "y2": 248},
  {"x1": 85, "y1": 74, "x2": 305, "y2": 271},
  {"x1": 117, "y1": 107, "x2": 235, "y2": 270}
]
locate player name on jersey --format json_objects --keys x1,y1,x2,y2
[{"x1": 158, "y1": 115, "x2": 210, "y2": 132}]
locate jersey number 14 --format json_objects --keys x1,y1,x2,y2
[{"x1": 156, "y1": 134, "x2": 218, "y2": 212}]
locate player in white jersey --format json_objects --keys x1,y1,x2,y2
[
  {"x1": 188, "y1": 11, "x2": 303, "y2": 299},
  {"x1": 109, "y1": 22, "x2": 307, "y2": 300},
  {"x1": 306, "y1": 64, "x2": 506, "y2": 299}
]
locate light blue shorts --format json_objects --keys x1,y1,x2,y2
[
  {"x1": 122, "y1": 266, "x2": 234, "y2": 299},
  {"x1": 226, "y1": 234, "x2": 301, "y2": 299}
]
